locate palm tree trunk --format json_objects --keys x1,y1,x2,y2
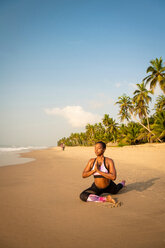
[
  {"x1": 129, "y1": 111, "x2": 162, "y2": 143},
  {"x1": 144, "y1": 108, "x2": 150, "y2": 130},
  {"x1": 144, "y1": 107, "x2": 151, "y2": 143}
]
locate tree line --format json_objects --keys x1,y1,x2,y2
[{"x1": 58, "y1": 57, "x2": 165, "y2": 146}]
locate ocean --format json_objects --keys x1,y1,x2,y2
[{"x1": 0, "y1": 146, "x2": 48, "y2": 167}]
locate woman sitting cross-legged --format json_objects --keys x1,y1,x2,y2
[{"x1": 80, "y1": 141, "x2": 125, "y2": 204}]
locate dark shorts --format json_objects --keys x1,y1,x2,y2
[{"x1": 80, "y1": 181, "x2": 123, "y2": 202}]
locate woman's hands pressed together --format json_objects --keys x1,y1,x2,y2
[{"x1": 94, "y1": 159, "x2": 102, "y2": 173}]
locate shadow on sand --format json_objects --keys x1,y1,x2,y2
[{"x1": 119, "y1": 177, "x2": 160, "y2": 194}]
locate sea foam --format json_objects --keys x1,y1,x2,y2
[
  {"x1": 0, "y1": 146, "x2": 47, "y2": 152},
  {"x1": 0, "y1": 146, "x2": 48, "y2": 167}
]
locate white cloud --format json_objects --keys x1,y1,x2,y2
[
  {"x1": 44, "y1": 106, "x2": 101, "y2": 127},
  {"x1": 115, "y1": 83, "x2": 121, "y2": 88}
]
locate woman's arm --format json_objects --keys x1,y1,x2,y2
[
  {"x1": 82, "y1": 159, "x2": 96, "y2": 178},
  {"x1": 96, "y1": 158, "x2": 117, "y2": 180}
]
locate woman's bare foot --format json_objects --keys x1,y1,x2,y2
[{"x1": 105, "y1": 195, "x2": 116, "y2": 204}]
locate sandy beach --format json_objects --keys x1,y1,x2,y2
[{"x1": 0, "y1": 144, "x2": 165, "y2": 248}]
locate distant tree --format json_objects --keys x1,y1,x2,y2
[
  {"x1": 151, "y1": 111, "x2": 165, "y2": 142},
  {"x1": 85, "y1": 124, "x2": 95, "y2": 145},
  {"x1": 125, "y1": 122, "x2": 141, "y2": 145},
  {"x1": 117, "y1": 124, "x2": 128, "y2": 145},
  {"x1": 79, "y1": 132, "x2": 88, "y2": 146},
  {"x1": 117, "y1": 122, "x2": 141, "y2": 145},
  {"x1": 102, "y1": 114, "x2": 118, "y2": 142},
  {"x1": 93, "y1": 123, "x2": 106, "y2": 143},
  {"x1": 154, "y1": 95, "x2": 165, "y2": 112},
  {"x1": 133, "y1": 81, "x2": 152, "y2": 140},
  {"x1": 143, "y1": 57, "x2": 165, "y2": 94},
  {"x1": 115, "y1": 94, "x2": 133, "y2": 122}
]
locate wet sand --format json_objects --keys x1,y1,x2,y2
[{"x1": 0, "y1": 144, "x2": 165, "y2": 248}]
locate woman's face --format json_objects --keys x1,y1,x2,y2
[{"x1": 95, "y1": 143, "x2": 105, "y2": 156}]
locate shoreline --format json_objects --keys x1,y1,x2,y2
[
  {"x1": 0, "y1": 147, "x2": 49, "y2": 167},
  {"x1": 0, "y1": 150, "x2": 35, "y2": 167}
]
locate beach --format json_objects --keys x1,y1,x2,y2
[{"x1": 0, "y1": 144, "x2": 165, "y2": 248}]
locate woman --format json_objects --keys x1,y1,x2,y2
[{"x1": 80, "y1": 141, "x2": 125, "y2": 204}]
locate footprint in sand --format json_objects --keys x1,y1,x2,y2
[
  {"x1": 97, "y1": 201, "x2": 123, "y2": 208},
  {"x1": 110, "y1": 201, "x2": 123, "y2": 208}
]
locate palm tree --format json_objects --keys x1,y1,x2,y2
[
  {"x1": 133, "y1": 81, "x2": 152, "y2": 131},
  {"x1": 154, "y1": 94, "x2": 165, "y2": 112},
  {"x1": 69, "y1": 133, "x2": 77, "y2": 146},
  {"x1": 79, "y1": 132, "x2": 88, "y2": 146},
  {"x1": 117, "y1": 124, "x2": 128, "y2": 145},
  {"x1": 116, "y1": 94, "x2": 162, "y2": 142},
  {"x1": 102, "y1": 114, "x2": 112, "y2": 142},
  {"x1": 57, "y1": 137, "x2": 67, "y2": 146},
  {"x1": 102, "y1": 114, "x2": 111, "y2": 127},
  {"x1": 151, "y1": 111, "x2": 165, "y2": 141},
  {"x1": 85, "y1": 124, "x2": 95, "y2": 145},
  {"x1": 93, "y1": 123, "x2": 106, "y2": 143},
  {"x1": 102, "y1": 114, "x2": 118, "y2": 142},
  {"x1": 115, "y1": 94, "x2": 133, "y2": 122},
  {"x1": 117, "y1": 122, "x2": 141, "y2": 145},
  {"x1": 143, "y1": 57, "x2": 165, "y2": 94},
  {"x1": 125, "y1": 122, "x2": 141, "y2": 145}
]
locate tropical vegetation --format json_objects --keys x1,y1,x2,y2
[{"x1": 58, "y1": 57, "x2": 165, "y2": 146}]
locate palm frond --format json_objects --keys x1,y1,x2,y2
[
  {"x1": 143, "y1": 75, "x2": 151, "y2": 81},
  {"x1": 159, "y1": 79, "x2": 165, "y2": 94},
  {"x1": 145, "y1": 76, "x2": 153, "y2": 84},
  {"x1": 150, "y1": 78, "x2": 158, "y2": 91},
  {"x1": 146, "y1": 66, "x2": 155, "y2": 73},
  {"x1": 159, "y1": 130, "x2": 165, "y2": 139},
  {"x1": 160, "y1": 67, "x2": 165, "y2": 73}
]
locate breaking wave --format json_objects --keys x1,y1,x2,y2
[{"x1": 0, "y1": 146, "x2": 48, "y2": 152}]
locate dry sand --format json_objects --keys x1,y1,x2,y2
[{"x1": 0, "y1": 144, "x2": 165, "y2": 248}]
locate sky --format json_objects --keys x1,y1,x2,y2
[{"x1": 0, "y1": 0, "x2": 165, "y2": 146}]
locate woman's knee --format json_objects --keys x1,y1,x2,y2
[
  {"x1": 79, "y1": 191, "x2": 89, "y2": 202},
  {"x1": 111, "y1": 183, "x2": 123, "y2": 194}
]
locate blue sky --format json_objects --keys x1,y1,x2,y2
[{"x1": 1, "y1": 0, "x2": 165, "y2": 146}]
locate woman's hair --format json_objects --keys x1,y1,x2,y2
[{"x1": 95, "y1": 141, "x2": 106, "y2": 149}]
